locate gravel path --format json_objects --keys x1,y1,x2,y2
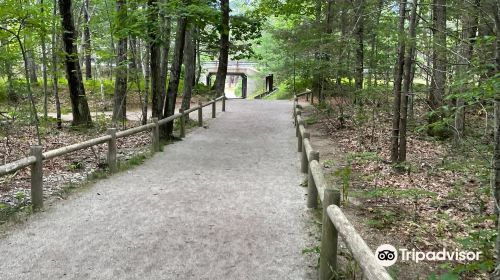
[{"x1": 0, "y1": 100, "x2": 316, "y2": 280}]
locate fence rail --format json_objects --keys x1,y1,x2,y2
[
  {"x1": 293, "y1": 94, "x2": 392, "y2": 280},
  {"x1": 253, "y1": 87, "x2": 278, "y2": 100},
  {"x1": 0, "y1": 96, "x2": 227, "y2": 210}
]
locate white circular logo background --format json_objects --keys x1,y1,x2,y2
[{"x1": 375, "y1": 244, "x2": 398, "y2": 267}]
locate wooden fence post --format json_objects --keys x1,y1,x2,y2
[
  {"x1": 296, "y1": 111, "x2": 302, "y2": 137},
  {"x1": 297, "y1": 120, "x2": 304, "y2": 152},
  {"x1": 212, "y1": 100, "x2": 216, "y2": 118},
  {"x1": 306, "y1": 92, "x2": 309, "y2": 101},
  {"x1": 180, "y1": 108, "x2": 186, "y2": 138},
  {"x1": 301, "y1": 132, "x2": 310, "y2": 173},
  {"x1": 319, "y1": 188, "x2": 341, "y2": 280},
  {"x1": 152, "y1": 117, "x2": 160, "y2": 153},
  {"x1": 30, "y1": 145, "x2": 43, "y2": 210},
  {"x1": 222, "y1": 94, "x2": 226, "y2": 112},
  {"x1": 107, "y1": 128, "x2": 117, "y2": 172},
  {"x1": 307, "y1": 151, "x2": 319, "y2": 208},
  {"x1": 198, "y1": 102, "x2": 203, "y2": 127}
]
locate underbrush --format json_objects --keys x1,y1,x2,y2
[{"x1": 300, "y1": 92, "x2": 495, "y2": 279}]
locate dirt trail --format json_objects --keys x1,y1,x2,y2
[{"x1": 0, "y1": 100, "x2": 316, "y2": 280}]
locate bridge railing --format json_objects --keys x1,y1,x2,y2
[
  {"x1": 253, "y1": 87, "x2": 278, "y2": 100},
  {"x1": 0, "y1": 96, "x2": 227, "y2": 210},
  {"x1": 202, "y1": 61, "x2": 259, "y2": 68},
  {"x1": 293, "y1": 94, "x2": 392, "y2": 280}
]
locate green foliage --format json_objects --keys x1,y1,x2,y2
[
  {"x1": 348, "y1": 151, "x2": 381, "y2": 163},
  {"x1": 453, "y1": 219, "x2": 497, "y2": 275},
  {"x1": 334, "y1": 165, "x2": 351, "y2": 203},
  {"x1": 84, "y1": 79, "x2": 115, "y2": 96},
  {"x1": 366, "y1": 209, "x2": 401, "y2": 230},
  {"x1": 427, "y1": 271, "x2": 459, "y2": 280},
  {"x1": 362, "y1": 187, "x2": 437, "y2": 201},
  {"x1": 68, "y1": 161, "x2": 84, "y2": 171}
]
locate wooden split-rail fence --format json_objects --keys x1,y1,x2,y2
[
  {"x1": 0, "y1": 96, "x2": 226, "y2": 210},
  {"x1": 294, "y1": 90, "x2": 392, "y2": 280}
]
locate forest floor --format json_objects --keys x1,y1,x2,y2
[
  {"x1": 298, "y1": 96, "x2": 494, "y2": 280},
  {"x1": 0, "y1": 100, "x2": 317, "y2": 279}
]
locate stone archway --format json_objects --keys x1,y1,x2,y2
[{"x1": 206, "y1": 72, "x2": 248, "y2": 99}]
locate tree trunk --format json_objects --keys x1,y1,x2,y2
[
  {"x1": 38, "y1": 0, "x2": 49, "y2": 119},
  {"x1": 181, "y1": 26, "x2": 195, "y2": 111},
  {"x1": 148, "y1": 0, "x2": 163, "y2": 119},
  {"x1": 390, "y1": 0, "x2": 407, "y2": 162},
  {"x1": 159, "y1": 3, "x2": 171, "y2": 116},
  {"x1": 354, "y1": 0, "x2": 364, "y2": 103},
  {"x1": 494, "y1": 95, "x2": 500, "y2": 276},
  {"x1": 213, "y1": 0, "x2": 230, "y2": 97},
  {"x1": 83, "y1": 0, "x2": 92, "y2": 79},
  {"x1": 453, "y1": 1, "x2": 478, "y2": 141},
  {"x1": 490, "y1": 0, "x2": 500, "y2": 275},
  {"x1": 368, "y1": 0, "x2": 383, "y2": 87},
  {"x1": 311, "y1": 0, "x2": 322, "y2": 103},
  {"x1": 52, "y1": 0, "x2": 62, "y2": 129},
  {"x1": 195, "y1": 28, "x2": 202, "y2": 85},
  {"x1": 129, "y1": 36, "x2": 137, "y2": 73},
  {"x1": 428, "y1": 0, "x2": 446, "y2": 130},
  {"x1": 163, "y1": 16, "x2": 188, "y2": 138},
  {"x1": 398, "y1": 0, "x2": 418, "y2": 162},
  {"x1": 1, "y1": 32, "x2": 16, "y2": 103},
  {"x1": 112, "y1": 0, "x2": 128, "y2": 123},
  {"x1": 142, "y1": 40, "x2": 151, "y2": 125},
  {"x1": 26, "y1": 40, "x2": 39, "y2": 86},
  {"x1": 59, "y1": 0, "x2": 92, "y2": 126}
]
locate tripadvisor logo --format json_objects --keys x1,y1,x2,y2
[{"x1": 375, "y1": 244, "x2": 481, "y2": 267}]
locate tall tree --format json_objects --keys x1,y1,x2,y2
[
  {"x1": 59, "y1": 0, "x2": 92, "y2": 126},
  {"x1": 353, "y1": 0, "x2": 364, "y2": 102},
  {"x1": 398, "y1": 0, "x2": 418, "y2": 162},
  {"x1": 25, "y1": 35, "x2": 38, "y2": 86},
  {"x1": 159, "y1": 2, "x2": 171, "y2": 115},
  {"x1": 83, "y1": 0, "x2": 92, "y2": 79},
  {"x1": 390, "y1": 0, "x2": 407, "y2": 162},
  {"x1": 52, "y1": 0, "x2": 62, "y2": 129},
  {"x1": 181, "y1": 25, "x2": 195, "y2": 111},
  {"x1": 148, "y1": 0, "x2": 163, "y2": 120},
  {"x1": 490, "y1": 1, "x2": 500, "y2": 276},
  {"x1": 428, "y1": 0, "x2": 446, "y2": 133},
  {"x1": 163, "y1": 15, "x2": 188, "y2": 138},
  {"x1": 40, "y1": 0, "x2": 49, "y2": 118},
  {"x1": 142, "y1": 39, "x2": 151, "y2": 125},
  {"x1": 453, "y1": 1, "x2": 478, "y2": 141},
  {"x1": 112, "y1": 0, "x2": 128, "y2": 122},
  {"x1": 213, "y1": 0, "x2": 230, "y2": 97},
  {"x1": 311, "y1": 0, "x2": 322, "y2": 103}
]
